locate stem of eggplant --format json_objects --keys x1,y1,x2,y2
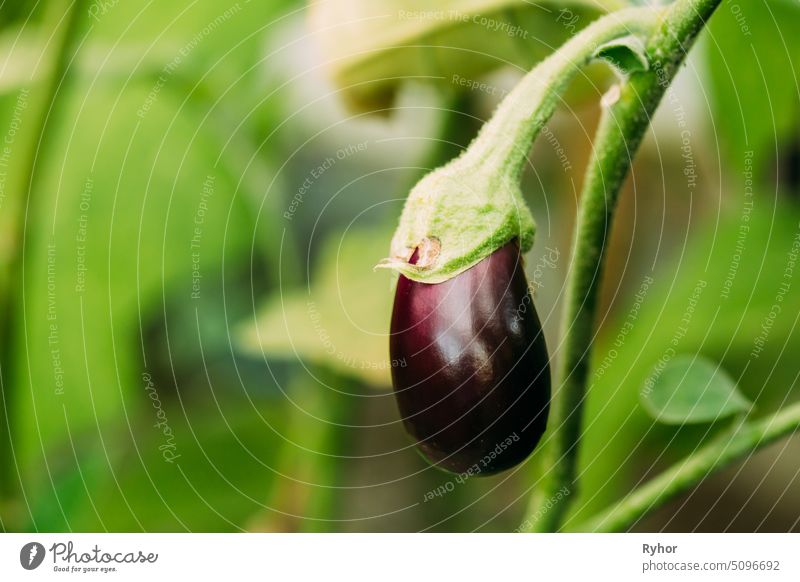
[{"x1": 522, "y1": 0, "x2": 724, "y2": 532}]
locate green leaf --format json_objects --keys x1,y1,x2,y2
[
  {"x1": 29, "y1": 394, "x2": 291, "y2": 531},
  {"x1": 706, "y1": 0, "x2": 800, "y2": 183},
  {"x1": 12, "y1": 82, "x2": 252, "y2": 459},
  {"x1": 240, "y1": 225, "x2": 397, "y2": 388},
  {"x1": 640, "y1": 355, "x2": 751, "y2": 425},
  {"x1": 593, "y1": 34, "x2": 649, "y2": 75},
  {"x1": 308, "y1": 0, "x2": 624, "y2": 111},
  {"x1": 6, "y1": 0, "x2": 298, "y2": 504}
]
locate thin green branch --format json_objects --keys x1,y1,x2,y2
[
  {"x1": 578, "y1": 402, "x2": 800, "y2": 532},
  {"x1": 461, "y1": 5, "x2": 660, "y2": 180},
  {"x1": 522, "y1": 0, "x2": 723, "y2": 532},
  {"x1": 254, "y1": 369, "x2": 352, "y2": 532}
]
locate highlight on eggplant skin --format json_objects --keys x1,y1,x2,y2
[{"x1": 389, "y1": 240, "x2": 551, "y2": 475}]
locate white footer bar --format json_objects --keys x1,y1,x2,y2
[{"x1": 1, "y1": 533, "x2": 797, "y2": 581}]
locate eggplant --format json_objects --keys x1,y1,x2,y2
[{"x1": 390, "y1": 240, "x2": 550, "y2": 475}]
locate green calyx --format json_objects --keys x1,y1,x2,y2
[
  {"x1": 375, "y1": 155, "x2": 535, "y2": 284},
  {"x1": 377, "y1": 6, "x2": 661, "y2": 284}
]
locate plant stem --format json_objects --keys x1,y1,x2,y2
[
  {"x1": 254, "y1": 370, "x2": 351, "y2": 532},
  {"x1": 461, "y1": 6, "x2": 659, "y2": 181},
  {"x1": 380, "y1": 7, "x2": 663, "y2": 285},
  {"x1": 578, "y1": 402, "x2": 800, "y2": 532},
  {"x1": 0, "y1": 0, "x2": 85, "y2": 524},
  {"x1": 522, "y1": 0, "x2": 723, "y2": 532}
]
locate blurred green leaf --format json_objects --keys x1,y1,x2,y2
[
  {"x1": 241, "y1": 226, "x2": 397, "y2": 387},
  {"x1": 4, "y1": 0, "x2": 303, "y2": 528},
  {"x1": 14, "y1": 82, "x2": 250, "y2": 455},
  {"x1": 640, "y1": 355, "x2": 751, "y2": 424},
  {"x1": 308, "y1": 0, "x2": 624, "y2": 111},
  {"x1": 30, "y1": 394, "x2": 289, "y2": 532},
  {"x1": 706, "y1": 0, "x2": 800, "y2": 180}
]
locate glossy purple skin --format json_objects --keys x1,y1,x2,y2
[{"x1": 390, "y1": 241, "x2": 550, "y2": 475}]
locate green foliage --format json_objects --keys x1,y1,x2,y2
[
  {"x1": 241, "y1": 226, "x2": 397, "y2": 388},
  {"x1": 640, "y1": 355, "x2": 751, "y2": 424},
  {"x1": 2, "y1": 0, "x2": 301, "y2": 531},
  {"x1": 566, "y1": 201, "x2": 800, "y2": 528},
  {"x1": 1, "y1": 0, "x2": 798, "y2": 534},
  {"x1": 706, "y1": 0, "x2": 800, "y2": 182},
  {"x1": 308, "y1": 0, "x2": 624, "y2": 111},
  {"x1": 31, "y1": 394, "x2": 290, "y2": 531},
  {"x1": 14, "y1": 80, "x2": 253, "y2": 528}
]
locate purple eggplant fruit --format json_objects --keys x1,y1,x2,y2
[{"x1": 390, "y1": 240, "x2": 550, "y2": 475}]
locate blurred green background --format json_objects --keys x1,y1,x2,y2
[{"x1": 0, "y1": 0, "x2": 798, "y2": 532}]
